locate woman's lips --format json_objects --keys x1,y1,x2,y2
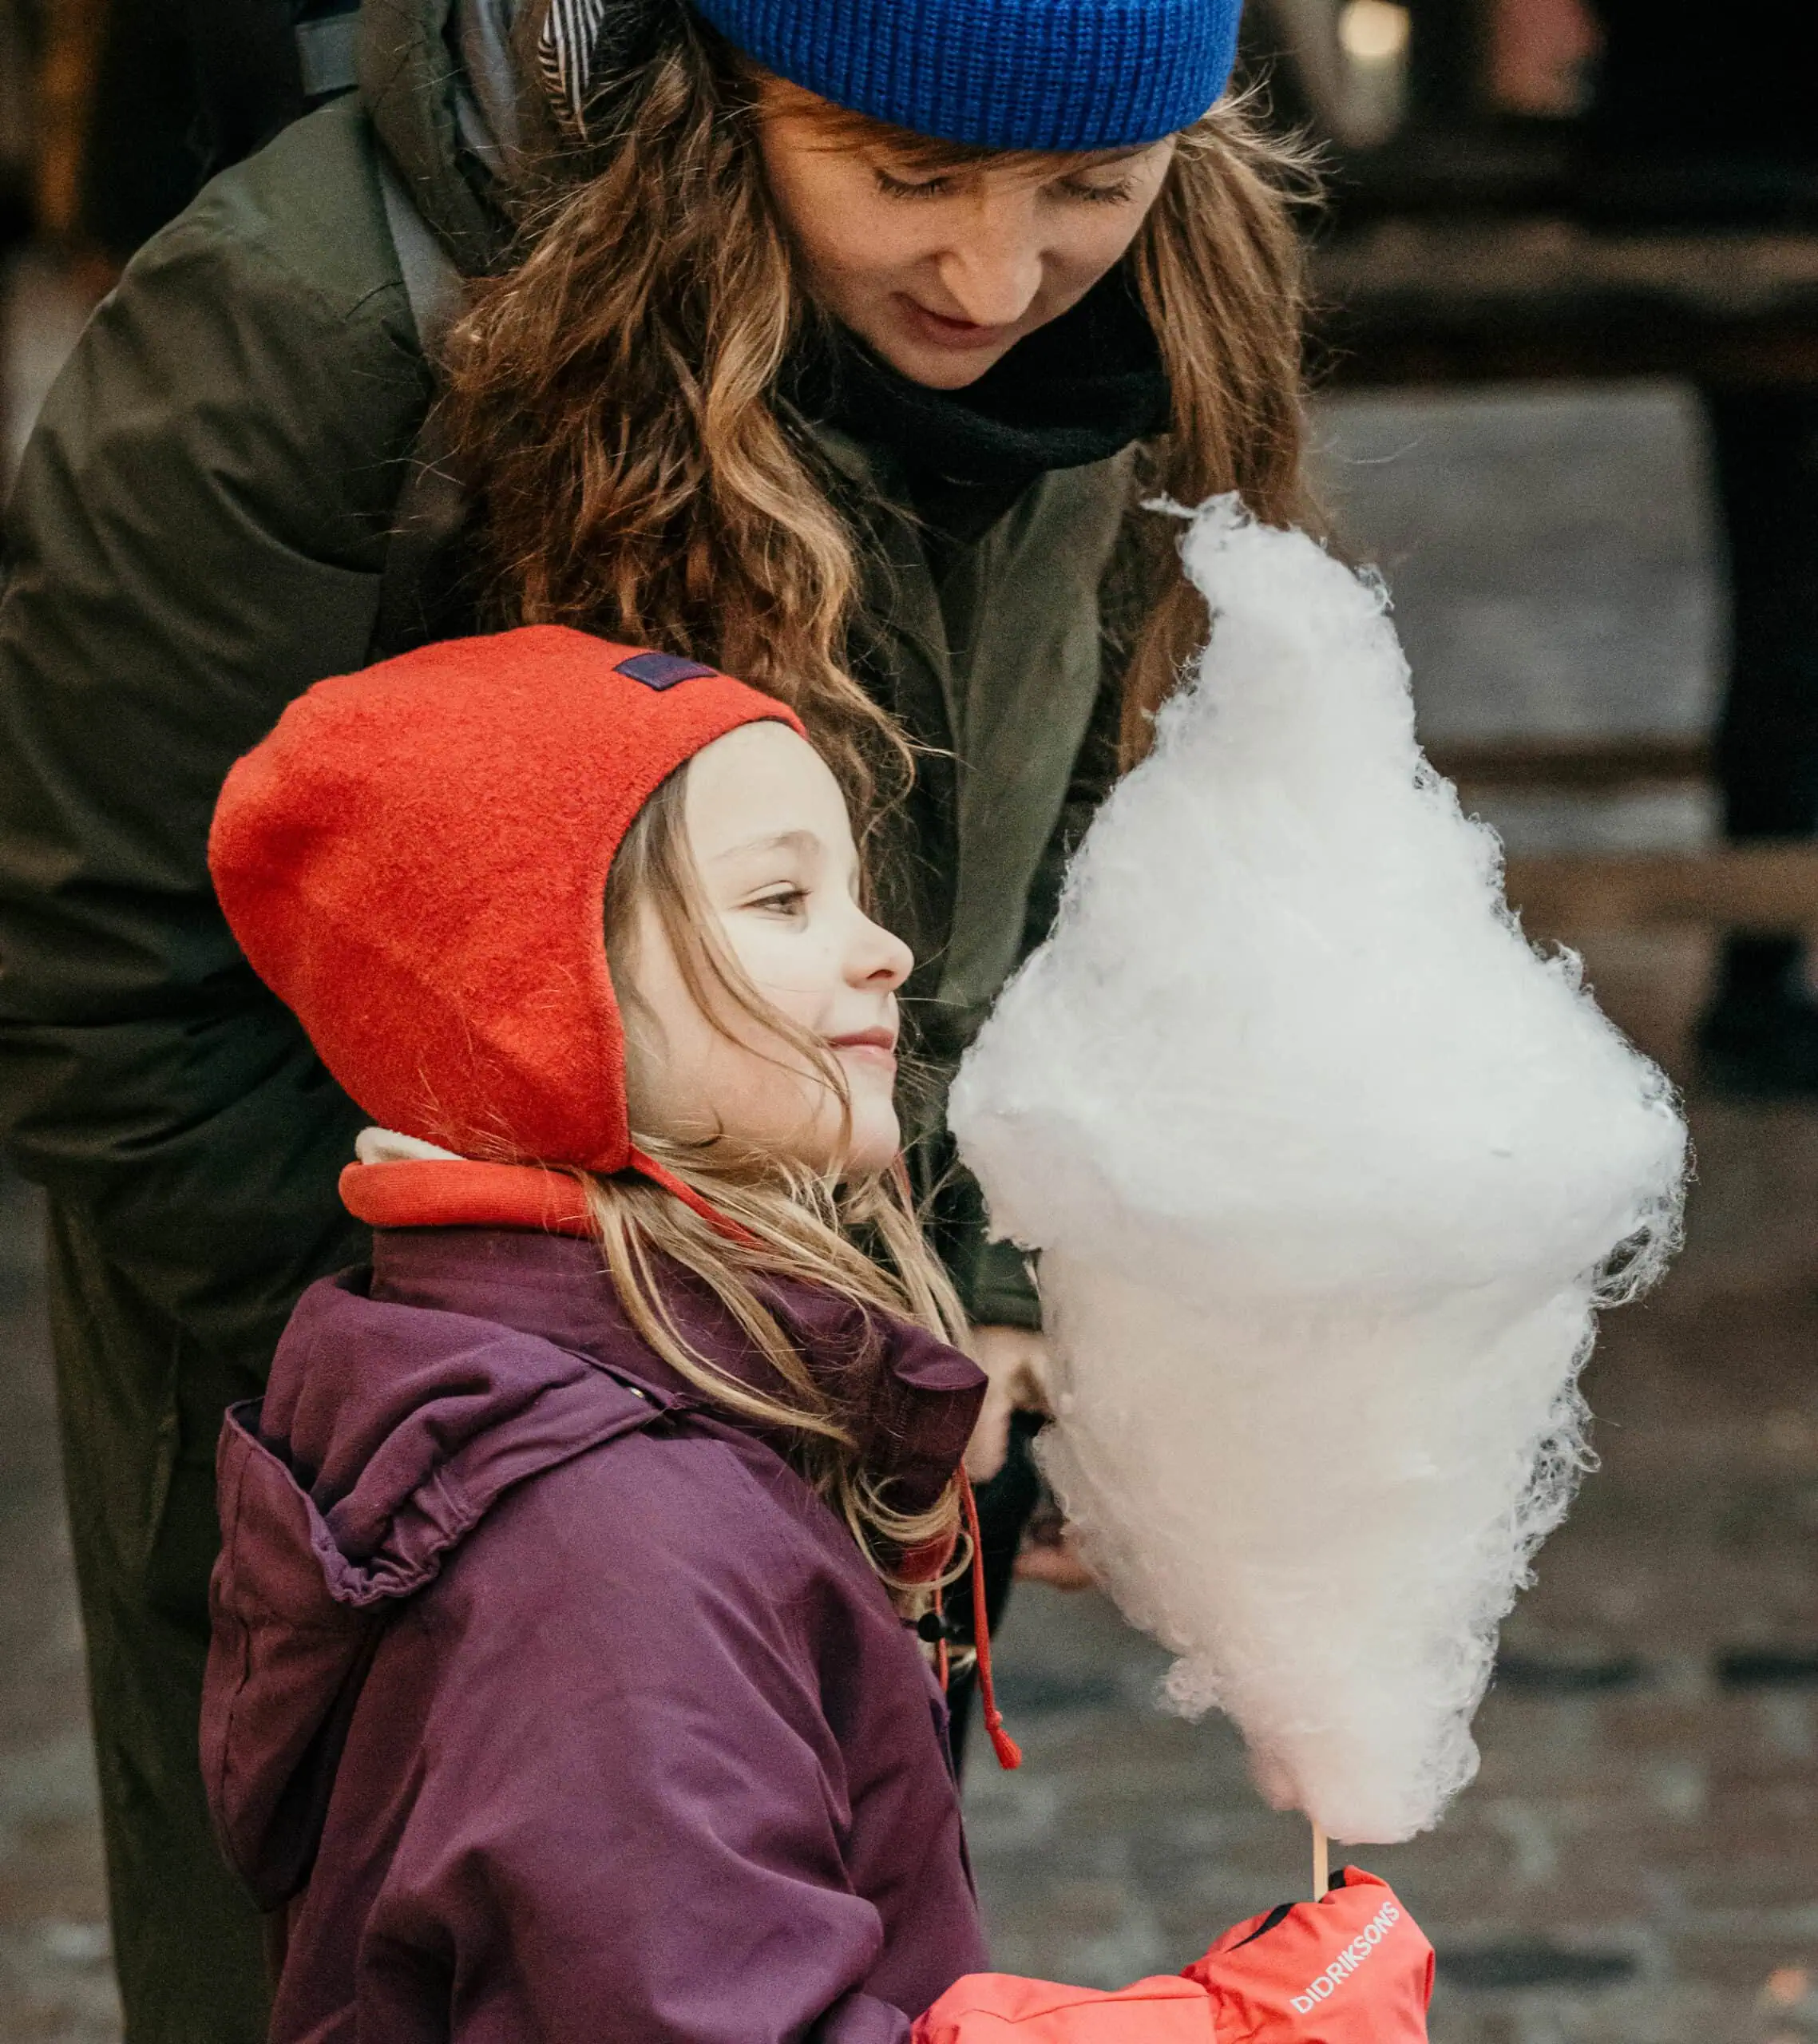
[{"x1": 894, "y1": 294, "x2": 1018, "y2": 352}]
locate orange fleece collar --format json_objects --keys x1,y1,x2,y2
[
  {"x1": 340, "y1": 1160, "x2": 595, "y2": 1238},
  {"x1": 341, "y1": 1156, "x2": 755, "y2": 1245}
]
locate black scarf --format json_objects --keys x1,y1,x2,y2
[{"x1": 786, "y1": 265, "x2": 1170, "y2": 546}]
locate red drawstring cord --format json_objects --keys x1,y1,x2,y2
[
  {"x1": 958, "y1": 1469, "x2": 1022, "y2": 1771},
  {"x1": 628, "y1": 1147, "x2": 762, "y2": 1247}
]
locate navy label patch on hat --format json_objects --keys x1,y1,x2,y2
[{"x1": 616, "y1": 652, "x2": 719, "y2": 690}]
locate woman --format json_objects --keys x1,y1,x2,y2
[{"x1": 0, "y1": 0, "x2": 1309, "y2": 2035}]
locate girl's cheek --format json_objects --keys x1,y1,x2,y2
[
  {"x1": 742, "y1": 929, "x2": 843, "y2": 1001},
  {"x1": 720, "y1": 927, "x2": 797, "y2": 1002}
]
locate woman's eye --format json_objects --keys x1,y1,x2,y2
[
  {"x1": 1058, "y1": 176, "x2": 1136, "y2": 207},
  {"x1": 875, "y1": 168, "x2": 951, "y2": 200}
]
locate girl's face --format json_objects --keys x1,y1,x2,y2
[
  {"x1": 758, "y1": 88, "x2": 1176, "y2": 391},
  {"x1": 619, "y1": 722, "x2": 913, "y2": 1178}
]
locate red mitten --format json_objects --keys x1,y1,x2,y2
[
  {"x1": 1182, "y1": 1867, "x2": 1433, "y2": 2042},
  {"x1": 910, "y1": 1868, "x2": 1432, "y2": 2043},
  {"x1": 914, "y1": 1971, "x2": 1217, "y2": 2042}
]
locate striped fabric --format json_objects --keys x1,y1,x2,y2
[{"x1": 535, "y1": 0, "x2": 612, "y2": 128}]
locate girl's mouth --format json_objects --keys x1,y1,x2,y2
[{"x1": 830, "y1": 1027, "x2": 898, "y2": 1068}]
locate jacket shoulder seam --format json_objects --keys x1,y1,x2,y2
[{"x1": 137, "y1": 198, "x2": 409, "y2": 343}]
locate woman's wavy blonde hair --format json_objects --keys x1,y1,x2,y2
[
  {"x1": 442, "y1": 9, "x2": 1317, "y2": 799},
  {"x1": 443, "y1": 9, "x2": 1315, "y2": 1591},
  {"x1": 585, "y1": 766, "x2": 972, "y2": 1606}
]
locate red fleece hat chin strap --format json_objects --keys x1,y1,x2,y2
[{"x1": 627, "y1": 1147, "x2": 762, "y2": 1247}]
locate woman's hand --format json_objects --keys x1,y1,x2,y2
[
  {"x1": 1013, "y1": 1511, "x2": 1096, "y2": 1591},
  {"x1": 964, "y1": 1326, "x2": 1096, "y2": 1590},
  {"x1": 964, "y1": 1325, "x2": 1054, "y2": 1482}
]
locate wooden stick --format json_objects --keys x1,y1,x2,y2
[{"x1": 1311, "y1": 1822, "x2": 1329, "y2": 1902}]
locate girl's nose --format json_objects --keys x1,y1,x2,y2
[{"x1": 850, "y1": 911, "x2": 913, "y2": 992}]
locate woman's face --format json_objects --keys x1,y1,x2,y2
[
  {"x1": 758, "y1": 89, "x2": 1176, "y2": 390},
  {"x1": 619, "y1": 721, "x2": 913, "y2": 1178}
]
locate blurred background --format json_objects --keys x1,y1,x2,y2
[{"x1": 3, "y1": 1, "x2": 1818, "y2": 2037}]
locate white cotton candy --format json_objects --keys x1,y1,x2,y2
[{"x1": 948, "y1": 498, "x2": 1687, "y2": 1844}]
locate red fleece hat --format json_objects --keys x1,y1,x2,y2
[{"x1": 210, "y1": 627, "x2": 805, "y2": 1182}]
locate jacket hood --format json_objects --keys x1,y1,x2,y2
[
  {"x1": 358, "y1": 0, "x2": 517, "y2": 273},
  {"x1": 203, "y1": 1227, "x2": 984, "y2": 1907}
]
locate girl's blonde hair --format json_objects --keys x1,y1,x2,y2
[
  {"x1": 442, "y1": 12, "x2": 1316, "y2": 802},
  {"x1": 586, "y1": 769, "x2": 970, "y2": 1602}
]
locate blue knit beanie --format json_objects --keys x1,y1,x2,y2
[{"x1": 690, "y1": 0, "x2": 1244, "y2": 150}]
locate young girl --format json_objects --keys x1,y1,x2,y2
[{"x1": 200, "y1": 627, "x2": 1432, "y2": 2040}]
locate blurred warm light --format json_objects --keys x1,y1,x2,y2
[
  {"x1": 1487, "y1": 0, "x2": 1602, "y2": 117},
  {"x1": 1761, "y1": 1966, "x2": 1811, "y2": 2009},
  {"x1": 1338, "y1": 0, "x2": 1411, "y2": 65}
]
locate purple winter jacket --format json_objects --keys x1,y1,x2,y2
[{"x1": 201, "y1": 1224, "x2": 992, "y2": 2042}]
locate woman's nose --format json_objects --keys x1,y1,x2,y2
[{"x1": 935, "y1": 206, "x2": 1045, "y2": 327}]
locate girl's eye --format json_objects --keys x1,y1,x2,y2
[
  {"x1": 875, "y1": 168, "x2": 951, "y2": 200},
  {"x1": 752, "y1": 887, "x2": 809, "y2": 917}
]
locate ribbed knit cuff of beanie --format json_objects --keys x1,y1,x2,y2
[{"x1": 690, "y1": 0, "x2": 1245, "y2": 150}]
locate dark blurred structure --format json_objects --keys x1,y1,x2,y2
[
  {"x1": 1583, "y1": 0, "x2": 1818, "y2": 230},
  {"x1": 1256, "y1": 0, "x2": 1818, "y2": 222},
  {"x1": 73, "y1": 0, "x2": 306, "y2": 260},
  {"x1": 1, "y1": 0, "x2": 354, "y2": 539},
  {"x1": 1588, "y1": 2, "x2": 1818, "y2": 1095},
  {"x1": 0, "y1": 3, "x2": 34, "y2": 254},
  {"x1": 1261, "y1": 0, "x2": 1818, "y2": 1097},
  {"x1": 9, "y1": 0, "x2": 357, "y2": 265}
]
